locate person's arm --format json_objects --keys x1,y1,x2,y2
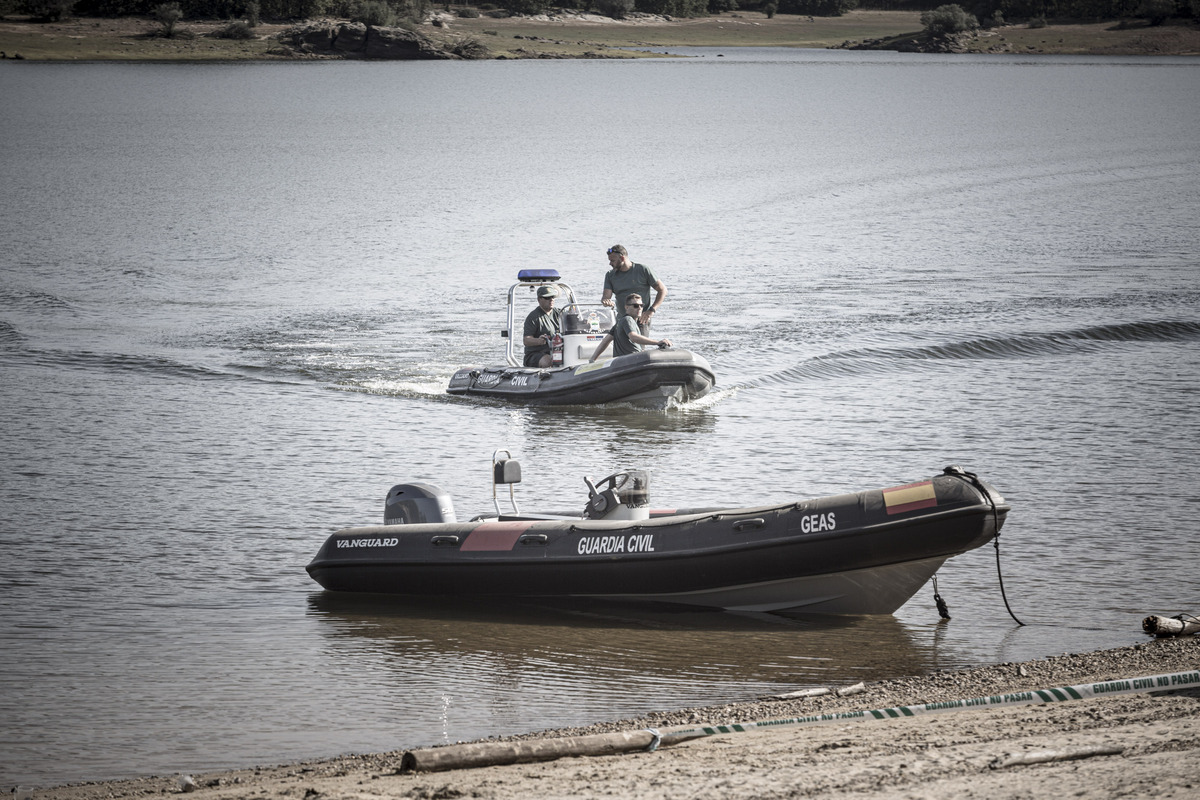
[
  {"x1": 629, "y1": 331, "x2": 671, "y2": 349},
  {"x1": 523, "y1": 316, "x2": 549, "y2": 348},
  {"x1": 640, "y1": 279, "x2": 667, "y2": 326},
  {"x1": 524, "y1": 332, "x2": 550, "y2": 347},
  {"x1": 601, "y1": 271, "x2": 616, "y2": 307},
  {"x1": 589, "y1": 334, "x2": 613, "y2": 362}
]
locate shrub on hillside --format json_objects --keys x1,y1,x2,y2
[
  {"x1": 212, "y1": 18, "x2": 255, "y2": 36},
  {"x1": 920, "y1": 3, "x2": 977, "y2": 35},
  {"x1": 449, "y1": 34, "x2": 490, "y2": 56},
  {"x1": 154, "y1": 1, "x2": 183, "y2": 36},
  {"x1": 351, "y1": 0, "x2": 394, "y2": 25}
]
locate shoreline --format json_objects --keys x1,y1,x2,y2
[
  {"x1": 1, "y1": 11, "x2": 1198, "y2": 61},
  {"x1": 19, "y1": 636, "x2": 1199, "y2": 798}
]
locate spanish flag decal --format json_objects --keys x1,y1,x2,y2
[{"x1": 882, "y1": 481, "x2": 938, "y2": 515}]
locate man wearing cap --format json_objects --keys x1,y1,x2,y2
[
  {"x1": 601, "y1": 245, "x2": 666, "y2": 335},
  {"x1": 589, "y1": 293, "x2": 672, "y2": 363},
  {"x1": 522, "y1": 285, "x2": 563, "y2": 368}
]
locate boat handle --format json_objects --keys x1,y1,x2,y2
[
  {"x1": 732, "y1": 518, "x2": 766, "y2": 532},
  {"x1": 431, "y1": 535, "x2": 461, "y2": 547},
  {"x1": 520, "y1": 533, "x2": 549, "y2": 545}
]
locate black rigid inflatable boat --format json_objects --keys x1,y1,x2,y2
[
  {"x1": 306, "y1": 453, "x2": 1009, "y2": 616},
  {"x1": 446, "y1": 269, "x2": 715, "y2": 407}
]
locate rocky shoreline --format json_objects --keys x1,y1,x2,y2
[
  {"x1": 2, "y1": 11, "x2": 1198, "y2": 61},
  {"x1": 277, "y1": 20, "x2": 462, "y2": 60},
  {"x1": 21, "y1": 636, "x2": 1200, "y2": 799}
]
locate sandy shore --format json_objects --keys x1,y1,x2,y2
[{"x1": 24, "y1": 636, "x2": 1199, "y2": 799}]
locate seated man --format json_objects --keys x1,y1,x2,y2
[
  {"x1": 523, "y1": 284, "x2": 562, "y2": 368},
  {"x1": 589, "y1": 293, "x2": 672, "y2": 362}
]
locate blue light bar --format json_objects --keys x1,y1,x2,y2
[{"x1": 518, "y1": 269, "x2": 561, "y2": 283}]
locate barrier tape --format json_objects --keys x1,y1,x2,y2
[{"x1": 666, "y1": 669, "x2": 1200, "y2": 741}]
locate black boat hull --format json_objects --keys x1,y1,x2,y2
[
  {"x1": 306, "y1": 469, "x2": 1009, "y2": 615},
  {"x1": 446, "y1": 347, "x2": 714, "y2": 407}
]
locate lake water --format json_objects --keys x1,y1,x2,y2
[{"x1": 2, "y1": 49, "x2": 1199, "y2": 789}]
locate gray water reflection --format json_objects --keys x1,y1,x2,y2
[{"x1": 306, "y1": 594, "x2": 967, "y2": 717}]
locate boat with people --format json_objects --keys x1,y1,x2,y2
[
  {"x1": 445, "y1": 269, "x2": 714, "y2": 407},
  {"x1": 306, "y1": 452, "x2": 1010, "y2": 615}
]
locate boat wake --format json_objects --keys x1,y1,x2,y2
[
  {"x1": 663, "y1": 385, "x2": 738, "y2": 412},
  {"x1": 739, "y1": 319, "x2": 1200, "y2": 389},
  {"x1": 1, "y1": 344, "x2": 292, "y2": 385},
  {"x1": 340, "y1": 376, "x2": 460, "y2": 402}
]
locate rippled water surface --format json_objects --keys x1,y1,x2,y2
[{"x1": 2, "y1": 51, "x2": 1199, "y2": 788}]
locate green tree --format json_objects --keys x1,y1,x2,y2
[
  {"x1": 594, "y1": 0, "x2": 635, "y2": 17},
  {"x1": 19, "y1": 0, "x2": 76, "y2": 20},
  {"x1": 1136, "y1": 0, "x2": 1172, "y2": 22},
  {"x1": 154, "y1": 1, "x2": 183, "y2": 36},
  {"x1": 73, "y1": 0, "x2": 152, "y2": 14},
  {"x1": 777, "y1": 0, "x2": 858, "y2": 16},
  {"x1": 635, "y1": 0, "x2": 709, "y2": 16},
  {"x1": 497, "y1": 0, "x2": 547, "y2": 13},
  {"x1": 255, "y1": 0, "x2": 332, "y2": 18},
  {"x1": 920, "y1": 3, "x2": 977, "y2": 34},
  {"x1": 351, "y1": 0, "x2": 394, "y2": 24}
]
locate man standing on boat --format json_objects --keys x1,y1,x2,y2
[
  {"x1": 601, "y1": 245, "x2": 666, "y2": 334},
  {"x1": 589, "y1": 294, "x2": 672, "y2": 362},
  {"x1": 522, "y1": 285, "x2": 562, "y2": 368}
]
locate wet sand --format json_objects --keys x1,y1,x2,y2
[{"x1": 25, "y1": 636, "x2": 1199, "y2": 799}]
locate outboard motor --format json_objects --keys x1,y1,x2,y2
[
  {"x1": 583, "y1": 469, "x2": 651, "y2": 521},
  {"x1": 384, "y1": 482, "x2": 456, "y2": 525}
]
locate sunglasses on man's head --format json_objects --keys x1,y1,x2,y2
[{"x1": 626, "y1": 302, "x2": 643, "y2": 308}]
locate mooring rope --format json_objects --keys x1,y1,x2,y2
[
  {"x1": 993, "y1": 531, "x2": 1025, "y2": 626},
  {"x1": 932, "y1": 574, "x2": 951, "y2": 620},
  {"x1": 945, "y1": 467, "x2": 1025, "y2": 626}
]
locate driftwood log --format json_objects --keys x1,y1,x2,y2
[
  {"x1": 1142, "y1": 614, "x2": 1200, "y2": 637},
  {"x1": 991, "y1": 744, "x2": 1124, "y2": 769},
  {"x1": 401, "y1": 729, "x2": 703, "y2": 772}
]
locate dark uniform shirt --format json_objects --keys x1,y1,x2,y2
[
  {"x1": 523, "y1": 306, "x2": 562, "y2": 367},
  {"x1": 610, "y1": 314, "x2": 642, "y2": 358},
  {"x1": 603, "y1": 262, "x2": 660, "y2": 315}
]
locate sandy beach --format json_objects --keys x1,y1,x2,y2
[{"x1": 23, "y1": 636, "x2": 1198, "y2": 799}]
